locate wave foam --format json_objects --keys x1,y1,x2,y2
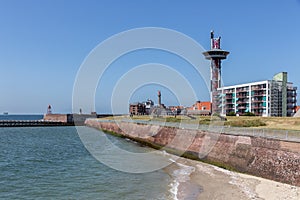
[{"x1": 168, "y1": 158, "x2": 195, "y2": 200}]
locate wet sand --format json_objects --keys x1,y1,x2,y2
[{"x1": 164, "y1": 156, "x2": 299, "y2": 200}]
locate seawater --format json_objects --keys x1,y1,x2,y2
[
  {"x1": 0, "y1": 114, "x2": 43, "y2": 120},
  {"x1": 0, "y1": 126, "x2": 172, "y2": 199}
]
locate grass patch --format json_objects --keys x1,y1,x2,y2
[
  {"x1": 198, "y1": 118, "x2": 211, "y2": 125},
  {"x1": 225, "y1": 119, "x2": 266, "y2": 127},
  {"x1": 165, "y1": 117, "x2": 182, "y2": 123},
  {"x1": 99, "y1": 115, "x2": 300, "y2": 130}
]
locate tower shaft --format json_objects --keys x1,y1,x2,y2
[{"x1": 211, "y1": 59, "x2": 222, "y2": 113}]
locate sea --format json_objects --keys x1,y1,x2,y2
[
  {"x1": 0, "y1": 114, "x2": 44, "y2": 121},
  {"x1": 0, "y1": 115, "x2": 181, "y2": 199}
]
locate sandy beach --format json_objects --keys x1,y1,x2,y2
[{"x1": 164, "y1": 156, "x2": 299, "y2": 200}]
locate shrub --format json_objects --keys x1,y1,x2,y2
[
  {"x1": 212, "y1": 113, "x2": 227, "y2": 121},
  {"x1": 227, "y1": 111, "x2": 236, "y2": 116},
  {"x1": 243, "y1": 112, "x2": 256, "y2": 116}
]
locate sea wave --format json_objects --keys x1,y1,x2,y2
[{"x1": 168, "y1": 158, "x2": 196, "y2": 200}]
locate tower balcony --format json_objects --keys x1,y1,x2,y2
[{"x1": 203, "y1": 49, "x2": 230, "y2": 60}]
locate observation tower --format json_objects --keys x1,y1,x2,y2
[{"x1": 203, "y1": 31, "x2": 230, "y2": 114}]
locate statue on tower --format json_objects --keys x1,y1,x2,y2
[{"x1": 210, "y1": 30, "x2": 221, "y2": 49}]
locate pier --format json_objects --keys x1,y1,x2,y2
[
  {"x1": 0, "y1": 120, "x2": 73, "y2": 127},
  {"x1": 0, "y1": 114, "x2": 114, "y2": 127}
]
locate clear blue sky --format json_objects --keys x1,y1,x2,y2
[{"x1": 1, "y1": 0, "x2": 300, "y2": 114}]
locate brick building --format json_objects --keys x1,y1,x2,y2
[{"x1": 129, "y1": 103, "x2": 146, "y2": 115}]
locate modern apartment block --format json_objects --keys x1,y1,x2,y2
[{"x1": 218, "y1": 72, "x2": 297, "y2": 117}]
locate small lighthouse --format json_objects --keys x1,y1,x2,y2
[
  {"x1": 47, "y1": 105, "x2": 52, "y2": 114},
  {"x1": 203, "y1": 31, "x2": 229, "y2": 114}
]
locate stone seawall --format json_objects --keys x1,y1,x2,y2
[{"x1": 85, "y1": 119, "x2": 300, "y2": 186}]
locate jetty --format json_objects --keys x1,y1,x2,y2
[
  {"x1": 0, "y1": 113, "x2": 113, "y2": 127},
  {"x1": 0, "y1": 120, "x2": 73, "y2": 127}
]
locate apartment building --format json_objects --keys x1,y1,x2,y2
[{"x1": 218, "y1": 72, "x2": 297, "y2": 117}]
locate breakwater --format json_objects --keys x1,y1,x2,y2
[
  {"x1": 85, "y1": 119, "x2": 300, "y2": 186},
  {"x1": 0, "y1": 120, "x2": 73, "y2": 127},
  {"x1": 0, "y1": 114, "x2": 114, "y2": 127}
]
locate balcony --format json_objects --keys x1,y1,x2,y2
[
  {"x1": 287, "y1": 105, "x2": 296, "y2": 109},
  {"x1": 236, "y1": 94, "x2": 249, "y2": 98},
  {"x1": 287, "y1": 86, "x2": 297, "y2": 90},
  {"x1": 252, "y1": 99, "x2": 264, "y2": 103},
  {"x1": 287, "y1": 93, "x2": 297, "y2": 97},
  {"x1": 236, "y1": 88, "x2": 249, "y2": 92},
  {"x1": 237, "y1": 101, "x2": 248, "y2": 105},
  {"x1": 236, "y1": 90, "x2": 249, "y2": 94},
  {"x1": 287, "y1": 97, "x2": 296, "y2": 101},
  {"x1": 251, "y1": 106, "x2": 265, "y2": 109},
  {"x1": 237, "y1": 106, "x2": 247, "y2": 110},
  {"x1": 252, "y1": 93, "x2": 266, "y2": 97},
  {"x1": 224, "y1": 90, "x2": 234, "y2": 94},
  {"x1": 251, "y1": 87, "x2": 266, "y2": 91},
  {"x1": 225, "y1": 107, "x2": 234, "y2": 110}
]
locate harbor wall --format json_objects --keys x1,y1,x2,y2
[
  {"x1": 43, "y1": 114, "x2": 98, "y2": 125},
  {"x1": 85, "y1": 119, "x2": 300, "y2": 186},
  {"x1": 43, "y1": 114, "x2": 71, "y2": 122}
]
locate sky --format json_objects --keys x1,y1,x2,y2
[{"x1": 0, "y1": 0, "x2": 300, "y2": 114}]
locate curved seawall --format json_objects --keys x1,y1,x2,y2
[{"x1": 85, "y1": 119, "x2": 300, "y2": 186}]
